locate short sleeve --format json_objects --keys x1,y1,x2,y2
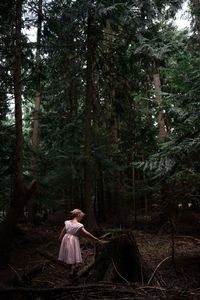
[{"x1": 76, "y1": 222, "x2": 84, "y2": 234}]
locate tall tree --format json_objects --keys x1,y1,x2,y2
[
  {"x1": 31, "y1": 0, "x2": 43, "y2": 174},
  {"x1": 152, "y1": 58, "x2": 166, "y2": 142},
  {"x1": 28, "y1": 0, "x2": 43, "y2": 224},
  {"x1": 0, "y1": 0, "x2": 36, "y2": 266},
  {"x1": 84, "y1": 14, "x2": 96, "y2": 228}
]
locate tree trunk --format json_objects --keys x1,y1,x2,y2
[
  {"x1": 104, "y1": 22, "x2": 127, "y2": 224},
  {"x1": 193, "y1": 0, "x2": 200, "y2": 49},
  {"x1": 84, "y1": 15, "x2": 96, "y2": 229},
  {"x1": 31, "y1": 0, "x2": 42, "y2": 173},
  {"x1": 145, "y1": 72, "x2": 153, "y2": 122},
  {"x1": 105, "y1": 95, "x2": 111, "y2": 147},
  {"x1": 88, "y1": 231, "x2": 149, "y2": 283},
  {"x1": 93, "y1": 87, "x2": 105, "y2": 220},
  {"x1": 105, "y1": 23, "x2": 112, "y2": 149},
  {"x1": 28, "y1": 0, "x2": 43, "y2": 224},
  {"x1": 13, "y1": 0, "x2": 24, "y2": 198},
  {"x1": 152, "y1": 58, "x2": 166, "y2": 142},
  {"x1": 0, "y1": 0, "x2": 36, "y2": 267}
]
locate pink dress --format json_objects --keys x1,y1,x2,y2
[{"x1": 58, "y1": 220, "x2": 84, "y2": 265}]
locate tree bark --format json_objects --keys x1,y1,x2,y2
[
  {"x1": 0, "y1": 0, "x2": 36, "y2": 267},
  {"x1": 105, "y1": 95, "x2": 111, "y2": 147},
  {"x1": 93, "y1": 87, "x2": 105, "y2": 220},
  {"x1": 88, "y1": 231, "x2": 149, "y2": 283},
  {"x1": 193, "y1": 0, "x2": 200, "y2": 49},
  {"x1": 152, "y1": 58, "x2": 166, "y2": 142},
  {"x1": 13, "y1": 0, "x2": 24, "y2": 196},
  {"x1": 104, "y1": 22, "x2": 126, "y2": 224},
  {"x1": 28, "y1": 0, "x2": 43, "y2": 224},
  {"x1": 105, "y1": 23, "x2": 113, "y2": 149},
  {"x1": 145, "y1": 72, "x2": 153, "y2": 122},
  {"x1": 30, "y1": 0, "x2": 42, "y2": 174},
  {"x1": 84, "y1": 15, "x2": 96, "y2": 229}
]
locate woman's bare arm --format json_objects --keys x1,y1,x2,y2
[
  {"x1": 58, "y1": 226, "x2": 66, "y2": 241},
  {"x1": 81, "y1": 227, "x2": 99, "y2": 241}
]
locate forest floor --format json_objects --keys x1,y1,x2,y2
[{"x1": 0, "y1": 212, "x2": 200, "y2": 299}]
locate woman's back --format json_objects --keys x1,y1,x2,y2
[{"x1": 64, "y1": 220, "x2": 83, "y2": 235}]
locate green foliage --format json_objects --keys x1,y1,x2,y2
[
  {"x1": 1, "y1": 0, "x2": 199, "y2": 216},
  {"x1": 135, "y1": 29, "x2": 200, "y2": 207}
]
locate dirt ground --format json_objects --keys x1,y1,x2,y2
[{"x1": 0, "y1": 213, "x2": 200, "y2": 299}]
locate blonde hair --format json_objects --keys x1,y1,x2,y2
[{"x1": 70, "y1": 208, "x2": 85, "y2": 219}]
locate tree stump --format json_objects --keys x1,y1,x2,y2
[{"x1": 88, "y1": 231, "x2": 149, "y2": 283}]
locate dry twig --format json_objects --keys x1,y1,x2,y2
[
  {"x1": 111, "y1": 259, "x2": 129, "y2": 284},
  {"x1": 8, "y1": 264, "x2": 23, "y2": 283},
  {"x1": 147, "y1": 256, "x2": 170, "y2": 285}
]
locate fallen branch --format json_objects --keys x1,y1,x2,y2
[
  {"x1": 175, "y1": 236, "x2": 200, "y2": 245},
  {"x1": 99, "y1": 232, "x2": 112, "y2": 240},
  {"x1": 23, "y1": 263, "x2": 44, "y2": 280},
  {"x1": 147, "y1": 256, "x2": 170, "y2": 285},
  {"x1": 111, "y1": 259, "x2": 129, "y2": 284},
  {"x1": 77, "y1": 259, "x2": 95, "y2": 277},
  {"x1": 37, "y1": 250, "x2": 68, "y2": 269},
  {"x1": 0, "y1": 283, "x2": 134, "y2": 293},
  {"x1": 136, "y1": 286, "x2": 166, "y2": 291},
  {"x1": 8, "y1": 264, "x2": 23, "y2": 284}
]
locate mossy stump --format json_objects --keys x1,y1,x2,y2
[{"x1": 89, "y1": 231, "x2": 148, "y2": 283}]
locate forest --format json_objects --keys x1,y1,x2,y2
[{"x1": 0, "y1": 0, "x2": 200, "y2": 299}]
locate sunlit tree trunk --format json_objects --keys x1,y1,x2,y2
[
  {"x1": 28, "y1": 0, "x2": 43, "y2": 224},
  {"x1": 30, "y1": 0, "x2": 42, "y2": 173},
  {"x1": 152, "y1": 58, "x2": 166, "y2": 142}
]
